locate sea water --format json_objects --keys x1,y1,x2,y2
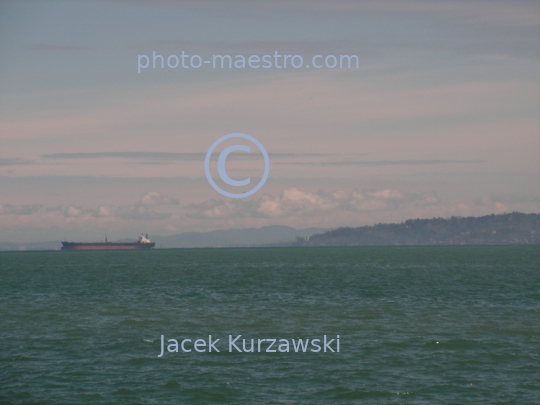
[{"x1": 1, "y1": 246, "x2": 539, "y2": 404}]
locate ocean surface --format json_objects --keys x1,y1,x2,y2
[{"x1": 1, "y1": 246, "x2": 539, "y2": 404}]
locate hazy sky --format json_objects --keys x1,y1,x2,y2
[{"x1": 1, "y1": 0, "x2": 539, "y2": 242}]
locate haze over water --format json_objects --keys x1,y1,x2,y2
[{"x1": 2, "y1": 246, "x2": 539, "y2": 404}]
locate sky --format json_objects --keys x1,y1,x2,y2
[{"x1": 0, "y1": 0, "x2": 539, "y2": 243}]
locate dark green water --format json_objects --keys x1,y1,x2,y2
[{"x1": 1, "y1": 246, "x2": 539, "y2": 404}]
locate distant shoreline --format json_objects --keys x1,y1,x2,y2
[
  {"x1": 283, "y1": 212, "x2": 539, "y2": 247},
  {"x1": 1, "y1": 212, "x2": 538, "y2": 251}
]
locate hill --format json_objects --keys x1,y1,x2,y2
[{"x1": 292, "y1": 213, "x2": 539, "y2": 246}]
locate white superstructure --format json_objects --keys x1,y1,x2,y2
[{"x1": 138, "y1": 233, "x2": 151, "y2": 243}]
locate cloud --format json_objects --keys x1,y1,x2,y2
[
  {"x1": 277, "y1": 159, "x2": 481, "y2": 167},
  {"x1": 44, "y1": 192, "x2": 179, "y2": 221},
  {"x1": 41, "y1": 152, "x2": 207, "y2": 161},
  {"x1": 138, "y1": 191, "x2": 179, "y2": 206},
  {"x1": 0, "y1": 158, "x2": 33, "y2": 166},
  {"x1": 0, "y1": 204, "x2": 42, "y2": 215},
  {"x1": 40, "y1": 152, "x2": 330, "y2": 164},
  {"x1": 47, "y1": 204, "x2": 172, "y2": 221},
  {"x1": 65, "y1": 206, "x2": 85, "y2": 218},
  {"x1": 186, "y1": 187, "x2": 440, "y2": 219},
  {"x1": 47, "y1": 205, "x2": 95, "y2": 218}
]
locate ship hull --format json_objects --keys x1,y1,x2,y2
[{"x1": 61, "y1": 242, "x2": 155, "y2": 251}]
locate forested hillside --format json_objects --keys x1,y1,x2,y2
[{"x1": 295, "y1": 213, "x2": 539, "y2": 246}]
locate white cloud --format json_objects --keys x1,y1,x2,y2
[
  {"x1": 138, "y1": 191, "x2": 179, "y2": 206},
  {"x1": 39, "y1": 192, "x2": 179, "y2": 221},
  {"x1": 65, "y1": 206, "x2": 85, "y2": 218},
  {"x1": 96, "y1": 206, "x2": 112, "y2": 217},
  {"x1": 0, "y1": 204, "x2": 42, "y2": 215},
  {"x1": 186, "y1": 187, "x2": 440, "y2": 220}
]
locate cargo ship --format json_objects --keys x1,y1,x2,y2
[{"x1": 61, "y1": 234, "x2": 155, "y2": 250}]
